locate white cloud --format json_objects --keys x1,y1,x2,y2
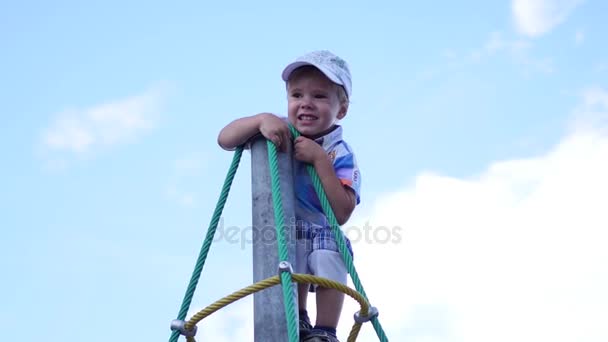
[
  {"x1": 42, "y1": 85, "x2": 167, "y2": 154},
  {"x1": 483, "y1": 31, "x2": 530, "y2": 55},
  {"x1": 472, "y1": 31, "x2": 554, "y2": 74},
  {"x1": 340, "y1": 87, "x2": 608, "y2": 341},
  {"x1": 512, "y1": 0, "x2": 584, "y2": 37},
  {"x1": 472, "y1": 31, "x2": 530, "y2": 63}
]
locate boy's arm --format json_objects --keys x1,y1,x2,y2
[
  {"x1": 217, "y1": 113, "x2": 265, "y2": 150},
  {"x1": 217, "y1": 113, "x2": 290, "y2": 151},
  {"x1": 293, "y1": 136, "x2": 357, "y2": 225},
  {"x1": 312, "y1": 153, "x2": 357, "y2": 225}
]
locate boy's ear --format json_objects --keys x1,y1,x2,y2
[{"x1": 337, "y1": 101, "x2": 349, "y2": 120}]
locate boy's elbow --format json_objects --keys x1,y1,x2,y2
[
  {"x1": 336, "y1": 206, "x2": 354, "y2": 226},
  {"x1": 217, "y1": 132, "x2": 235, "y2": 151},
  {"x1": 336, "y1": 190, "x2": 357, "y2": 225}
]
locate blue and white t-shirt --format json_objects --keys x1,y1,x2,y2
[{"x1": 293, "y1": 124, "x2": 361, "y2": 255}]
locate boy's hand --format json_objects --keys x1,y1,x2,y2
[
  {"x1": 258, "y1": 113, "x2": 291, "y2": 152},
  {"x1": 294, "y1": 136, "x2": 326, "y2": 165}
]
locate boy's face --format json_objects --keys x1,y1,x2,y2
[{"x1": 287, "y1": 68, "x2": 347, "y2": 138}]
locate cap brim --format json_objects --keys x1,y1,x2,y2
[
  {"x1": 281, "y1": 61, "x2": 343, "y2": 87},
  {"x1": 281, "y1": 61, "x2": 309, "y2": 81}
]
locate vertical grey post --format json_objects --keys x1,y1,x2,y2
[{"x1": 251, "y1": 136, "x2": 298, "y2": 341}]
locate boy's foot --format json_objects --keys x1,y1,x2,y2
[
  {"x1": 299, "y1": 318, "x2": 313, "y2": 340},
  {"x1": 301, "y1": 329, "x2": 340, "y2": 342}
]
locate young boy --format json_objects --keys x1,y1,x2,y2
[{"x1": 217, "y1": 50, "x2": 361, "y2": 342}]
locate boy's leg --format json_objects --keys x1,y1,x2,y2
[
  {"x1": 298, "y1": 283, "x2": 310, "y2": 309},
  {"x1": 315, "y1": 287, "x2": 345, "y2": 327},
  {"x1": 298, "y1": 283, "x2": 313, "y2": 338},
  {"x1": 308, "y1": 249, "x2": 348, "y2": 334},
  {"x1": 296, "y1": 236, "x2": 313, "y2": 336}
]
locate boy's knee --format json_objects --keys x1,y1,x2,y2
[
  {"x1": 309, "y1": 250, "x2": 347, "y2": 286},
  {"x1": 316, "y1": 286, "x2": 345, "y2": 297}
]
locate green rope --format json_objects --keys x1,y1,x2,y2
[
  {"x1": 288, "y1": 125, "x2": 389, "y2": 342},
  {"x1": 169, "y1": 128, "x2": 390, "y2": 341},
  {"x1": 267, "y1": 140, "x2": 300, "y2": 342},
  {"x1": 169, "y1": 147, "x2": 243, "y2": 342}
]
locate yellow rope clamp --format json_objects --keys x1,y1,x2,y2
[{"x1": 183, "y1": 273, "x2": 372, "y2": 342}]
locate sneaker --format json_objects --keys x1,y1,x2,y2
[
  {"x1": 299, "y1": 318, "x2": 313, "y2": 340},
  {"x1": 301, "y1": 329, "x2": 340, "y2": 342}
]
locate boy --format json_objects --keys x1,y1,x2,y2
[{"x1": 217, "y1": 50, "x2": 361, "y2": 342}]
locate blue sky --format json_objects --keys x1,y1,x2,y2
[{"x1": 2, "y1": 1, "x2": 607, "y2": 341}]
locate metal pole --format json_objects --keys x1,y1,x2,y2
[{"x1": 250, "y1": 136, "x2": 298, "y2": 341}]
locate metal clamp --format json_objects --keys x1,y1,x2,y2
[
  {"x1": 170, "y1": 319, "x2": 198, "y2": 337},
  {"x1": 278, "y1": 261, "x2": 294, "y2": 275},
  {"x1": 354, "y1": 306, "x2": 379, "y2": 323}
]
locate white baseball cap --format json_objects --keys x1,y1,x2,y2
[{"x1": 281, "y1": 50, "x2": 352, "y2": 98}]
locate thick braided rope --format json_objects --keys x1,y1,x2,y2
[
  {"x1": 267, "y1": 140, "x2": 300, "y2": 342},
  {"x1": 288, "y1": 125, "x2": 389, "y2": 342},
  {"x1": 168, "y1": 147, "x2": 244, "y2": 342},
  {"x1": 184, "y1": 274, "x2": 368, "y2": 342}
]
